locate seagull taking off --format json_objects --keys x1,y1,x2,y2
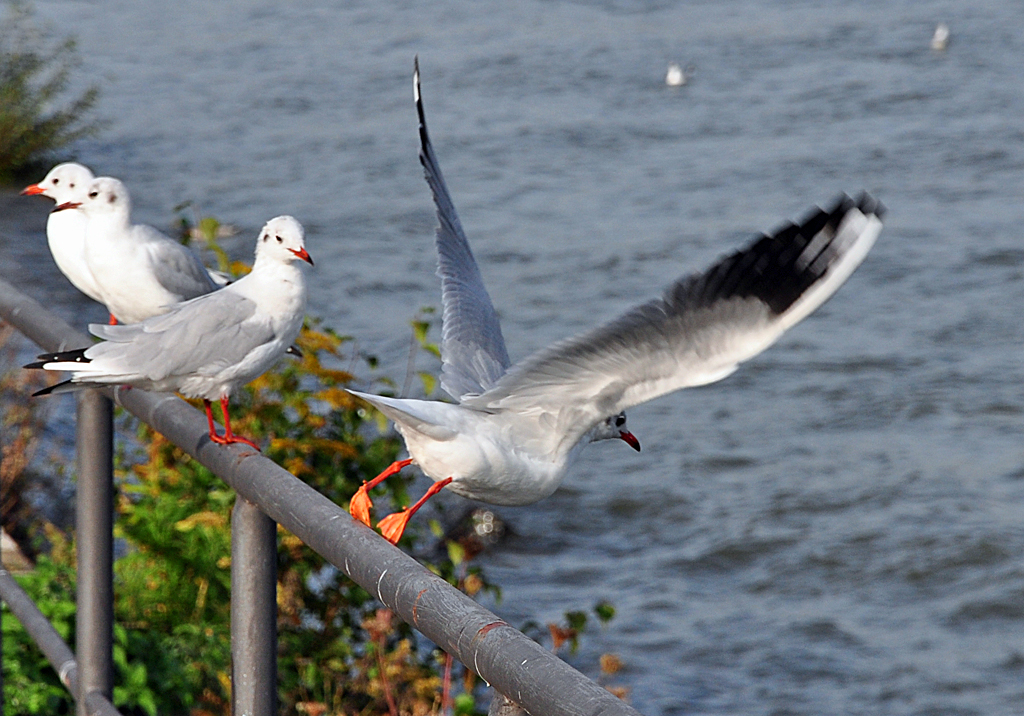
[
  {"x1": 27, "y1": 215, "x2": 313, "y2": 450},
  {"x1": 348, "y1": 60, "x2": 884, "y2": 544}
]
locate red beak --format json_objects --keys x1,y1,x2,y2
[
  {"x1": 20, "y1": 184, "x2": 45, "y2": 196},
  {"x1": 289, "y1": 247, "x2": 314, "y2": 266},
  {"x1": 53, "y1": 201, "x2": 81, "y2": 212},
  {"x1": 619, "y1": 431, "x2": 641, "y2": 452}
]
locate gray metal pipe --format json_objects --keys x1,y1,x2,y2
[
  {"x1": 231, "y1": 497, "x2": 278, "y2": 716},
  {"x1": 1, "y1": 581, "x2": 4, "y2": 716},
  {"x1": 0, "y1": 277, "x2": 645, "y2": 716},
  {"x1": 75, "y1": 389, "x2": 115, "y2": 716},
  {"x1": 0, "y1": 567, "x2": 124, "y2": 716}
]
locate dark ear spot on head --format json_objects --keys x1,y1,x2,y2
[
  {"x1": 108, "y1": 194, "x2": 116, "y2": 204},
  {"x1": 261, "y1": 233, "x2": 268, "y2": 242}
]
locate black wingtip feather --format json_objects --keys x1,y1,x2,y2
[
  {"x1": 24, "y1": 347, "x2": 90, "y2": 370},
  {"x1": 684, "y1": 192, "x2": 882, "y2": 316},
  {"x1": 32, "y1": 379, "x2": 74, "y2": 397}
]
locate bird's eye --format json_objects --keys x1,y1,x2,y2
[
  {"x1": 88, "y1": 191, "x2": 98, "y2": 198},
  {"x1": 52, "y1": 178, "x2": 60, "y2": 185},
  {"x1": 615, "y1": 414, "x2": 625, "y2": 427},
  {"x1": 275, "y1": 235, "x2": 282, "y2": 243}
]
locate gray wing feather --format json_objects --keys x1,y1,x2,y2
[
  {"x1": 87, "y1": 290, "x2": 271, "y2": 381},
  {"x1": 136, "y1": 225, "x2": 219, "y2": 300},
  {"x1": 415, "y1": 61, "x2": 511, "y2": 401},
  {"x1": 463, "y1": 194, "x2": 884, "y2": 445}
]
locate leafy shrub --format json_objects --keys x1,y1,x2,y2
[
  {"x1": 0, "y1": 0, "x2": 102, "y2": 183},
  {"x1": 1, "y1": 224, "x2": 621, "y2": 714}
]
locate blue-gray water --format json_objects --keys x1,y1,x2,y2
[{"x1": 4, "y1": 0, "x2": 1024, "y2": 713}]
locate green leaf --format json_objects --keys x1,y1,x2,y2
[
  {"x1": 594, "y1": 601, "x2": 616, "y2": 623},
  {"x1": 565, "y1": 610, "x2": 588, "y2": 632},
  {"x1": 412, "y1": 319, "x2": 430, "y2": 344},
  {"x1": 197, "y1": 216, "x2": 220, "y2": 242},
  {"x1": 447, "y1": 540, "x2": 466, "y2": 567},
  {"x1": 453, "y1": 692, "x2": 476, "y2": 714},
  {"x1": 417, "y1": 371, "x2": 437, "y2": 395}
]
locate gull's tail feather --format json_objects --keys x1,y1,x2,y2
[
  {"x1": 32, "y1": 379, "x2": 94, "y2": 397},
  {"x1": 24, "y1": 347, "x2": 90, "y2": 370},
  {"x1": 347, "y1": 389, "x2": 459, "y2": 442}
]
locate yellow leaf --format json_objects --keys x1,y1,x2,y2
[
  {"x1": 314, "y1": 387, "x2": 357, "y2": 409},
  {"x1": 175, "y1": 511, "x2": 226, "y2": 531}
]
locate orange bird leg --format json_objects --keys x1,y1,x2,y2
[
  {"x1": 377, "y1": 477, "x2": 453, "y2": 545},
  {"x1": 442, "y1": 651, "x2": 454, "y2": 715},
  {"x1": 349, "y1": 458, "x2": 413, "y2": 526},
  {"x1": 203, "y1": 397, "x2": 260, "y2": 451},
  {"x1": 108, "y1": 314, "x2": 117, "y2": 325}
]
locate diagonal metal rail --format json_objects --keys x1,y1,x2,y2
[
  {"x1": 0, "y1": 276, "x2": 643, "y2": 716},
  {"x1": 0, "y1": 567, "x2": 123, "y2": 716}
]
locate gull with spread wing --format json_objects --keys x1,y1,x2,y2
[
  {"x1": 348, "y1": 61, "x2": 885, "y2": 544},
  {"x1": 26, "y1": 215, "x2": 313, "y2": 450}
]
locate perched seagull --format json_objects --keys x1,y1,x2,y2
[
  {"x1": 26, "y1": 216, "x2": 313, "y2": 450},
  {"x1": 347, "y1": 62, "x2": 885, "y2": 545},
  {"x1": 53, "y1": 176, "x2": 221, "y2": 324},
  {"x1": 20, "y1": 163, "x2": 108, "y2": 312}
]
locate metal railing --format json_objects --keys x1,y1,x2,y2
[{"x1": 0, "y1": 276, "x2": 643, "y2": 716}]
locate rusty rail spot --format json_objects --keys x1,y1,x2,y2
[
  {"x1": 412, "y1": 588, "x2": 429, "y2": 624},
  {"x1": 476, "y1": 619, "x2": 508, "y2": 639}
]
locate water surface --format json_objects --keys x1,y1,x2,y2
[{"x1": 4, "y1": 0, "x2": 1024, "y2": 712}]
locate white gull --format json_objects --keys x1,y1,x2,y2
[
  {"x1": 55, "y1": 176, "x2": 222, "y2": 324},
  {"x1": 21, "y1": 163, "x2": 107, "y2": 310},
  {"x1": 348, "y1": 61, "x2": 885, "y2": 543},
  {"x1": 27, "y1": 215, "x2": 313, "y2": 450}
]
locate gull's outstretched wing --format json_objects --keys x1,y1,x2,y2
[
  {"x1": 415, "y1": 59, "x2": 511, "y2": 401},
  {"x1": 463, "y1": 193, "x2": 884, "y2": 450}
]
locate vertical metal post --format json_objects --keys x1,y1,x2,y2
[
  {"x1": 231, "y1": 497, "x2": 277, "y2": 716},
  {"x1": 1, "y1": 591, "x2": 5, "y2": 716},
  {"x1": 75, "y1": 390, "x2": 114, "y2": 716}
]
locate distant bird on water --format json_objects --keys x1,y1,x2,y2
[
  {"x1": 346, "y1": 60, "x2": 885, "y2": 545},
  {"x1": 931, "y1": 23, "x2": 950, "y2": 51},
  {"x1": 665, "y1": 62, "x2": 694, "y2": 87}
]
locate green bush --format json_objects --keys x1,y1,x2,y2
[
  {"x1": 0, "y1": 0, "x2": 101, "y2": 183},
  {"x1": 1, "y1": 226, "x2": 622, "y2": 714},
  {"x1": 1, "y1": 315, "x2": 483, "y2": 715}
]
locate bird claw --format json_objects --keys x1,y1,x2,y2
[
  {"x1": 350, "y1": 486, "x2": 374, "y2": 526},
  {"x1": 210, "y1": 433, "x2": 261, "y2": 451},
  {"x1": 377, "y1": 510, "x2": 412, "y2": 545}
]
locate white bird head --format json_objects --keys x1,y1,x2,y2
[
  {"x1": 590, "y1": 411, "x2": 641, "y2": 451},
  {"x1": 21, "y1": 163, "x2": 95, "y2": 203},
  {"x1": 66, "y1": 176, "x2": 132, "y2": 220},
  {"x1": 254, "y1": 215, "x2": 313, "y2": 266}
]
